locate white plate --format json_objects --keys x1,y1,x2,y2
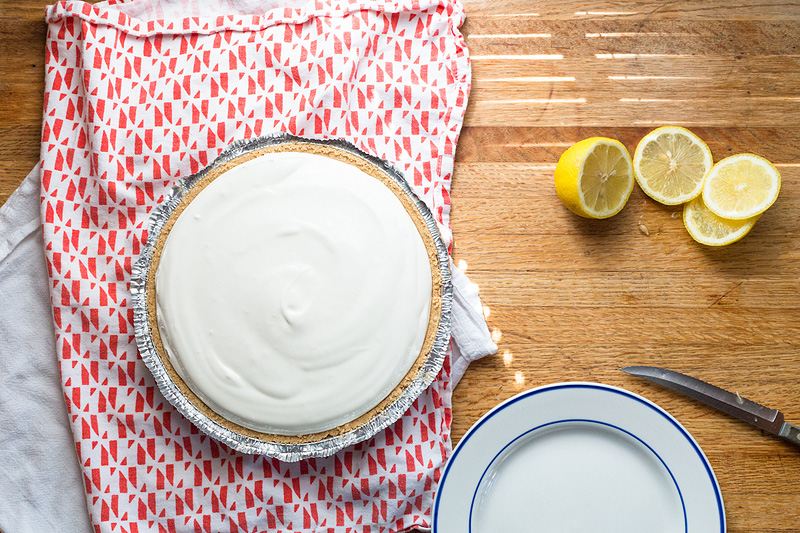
[{"x1": 433, "y1": 382, "x2": 725, "y2": 533}]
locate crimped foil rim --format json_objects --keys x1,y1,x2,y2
[{"x1": 131, "y1": 133, "x2": 452, "y2": 461}]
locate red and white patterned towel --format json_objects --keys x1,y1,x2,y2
[{"x1": 40, "y1": 0, "x2": 470, "y2": 530}]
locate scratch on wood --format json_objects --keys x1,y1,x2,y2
[{"x1": 708, "y1": 281, "x2": 743, "y2": 308}]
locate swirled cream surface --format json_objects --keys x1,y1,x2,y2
[{"x1": 155, "y1": 151, "x2": 433, "y2": 435}]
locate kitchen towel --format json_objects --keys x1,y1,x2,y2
[{"x1": 23, "y1": 0, "x2": 496, "y2": 531}]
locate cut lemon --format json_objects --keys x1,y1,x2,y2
[
  {"x1": 633, "y1": 126, "x2": 713, "y2": 205},
  {"x1": 702, "y1": 154, "x2": 780, "y2": 220},
  {"x1": 683, "y1": 195, "x2": 760, "y2": 246},
  {"x1": 554, "y1": 137, "x2": 634, "y2": 219}
]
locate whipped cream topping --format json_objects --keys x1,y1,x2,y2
[{"x1": 155, "y1": 151, "x2": 433, "y2": 435}]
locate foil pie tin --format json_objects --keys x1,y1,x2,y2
[{"x1": 131, "y1": 134, "x2": 453, "y2": 461}]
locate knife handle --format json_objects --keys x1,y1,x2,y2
[{"x1": 779, "y1": 422, "x2": 800, "y2": 448}]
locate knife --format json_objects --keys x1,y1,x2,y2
[{"x1": 622, "y1": 365, "x2": 800, "y2": 448}]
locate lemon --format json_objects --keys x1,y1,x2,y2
[
  {"x1": 683, "y1": 195, "x2": 760, "y2": 246},
  {"x1": 554, "y1": 137, "x2": 634, "y2": 219},
  {"x1": 633, "y1": 126, "x2": 713, "y2": 205},
  {"x1": 701, "y1": 154, "x2": 780, "y2": 220}
]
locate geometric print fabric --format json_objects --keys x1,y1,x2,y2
[{"x1": 40, "y1": 0, "x2": 470, "y2": 530}]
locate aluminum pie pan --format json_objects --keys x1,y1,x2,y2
[{"x1": 130, "y1": 133, "x2": 452, "y2": 461}]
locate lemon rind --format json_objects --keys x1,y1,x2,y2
[{"x1": 555, "y1": 137, "x2": 600, "y2": 219}]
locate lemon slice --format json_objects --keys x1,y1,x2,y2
[
  {"x1": 633, "y1": 126, "x2": 713, "y2": 205},
  {"x1": 701, "y1": 154, "x2": 780, "y2": 220},
  {"x1": 555, "y1": 137, "x2": 634, "y2": 219},
  {"x1": 683, "y1": 195, "x2": 760, "y2": 246}
]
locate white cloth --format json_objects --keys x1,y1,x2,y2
[
  {"x1": 0, "y1": 168, "x2": 496, "y2": 532},
  {"x1": 449, "y1": 262, "x2": 497, "y2": 385},
  {"x1": 0, "y1": 168, "x2": 93, "y2": 533}
]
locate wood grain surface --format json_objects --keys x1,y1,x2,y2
[{"x1": 2, "y1": 1, "x2": 800, "y2": 531}]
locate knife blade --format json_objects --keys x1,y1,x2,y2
[{"x1": 621, "y1": 365, "x2": 800, "y2": 448}]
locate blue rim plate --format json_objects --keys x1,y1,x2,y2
[{"x1": 433, "y1": 382, "x2": 725, "y2": 532}]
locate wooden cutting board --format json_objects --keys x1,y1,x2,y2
[
  {"x1": 2, "y1": 1, "x2": 799, "y2": 531},
  {"x1": 450, "y1": 2, "x2": 800, "y2": 531}
]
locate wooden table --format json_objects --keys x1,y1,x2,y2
[{"x1": 2, "y1": 1, "x2": 799, "y2": 531}]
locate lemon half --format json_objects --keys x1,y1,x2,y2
[
  {"x1": 555, "y1": 137, "x2": 634, "y2": 219},
  {"x1": 702, "y1": 154, "x2": 781, "y2": 220},
  {"x1": 683, "y1": 195, "x2": 760, "y2": 246},
  {"x1": 633, "y1": 126, "x2": 713, "y2": 205}
]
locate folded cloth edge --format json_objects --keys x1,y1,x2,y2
[
  {"x1": 46, "y1": 0, "x2": 466, "y2": 39},
  {"x1": 449, "y1": 259, "x2": 498, "y2": 386},
  {"x1": 0, "y1": 166, "x2": 43, "y2": 259}
]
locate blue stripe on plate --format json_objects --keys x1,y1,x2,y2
[
  {"x1": 467, "y1": 418, "x2": 686, "y2": 532},
  {"x1": 433, "y1": 383, "x2": 724, "y2": 533}
]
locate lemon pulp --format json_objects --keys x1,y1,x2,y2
[
  {"x1": 634, "y1": 127, "x2": 712, "y2": 205},
  {"x1": 702, "y1": 155, "x2": 780, "y2": 219},
  {"x1": 683, "y1": 196, "x2": 759, "y2": 246},
  {"x1": 581, "y1": 143, "x2": 632, "y2": 215}
]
